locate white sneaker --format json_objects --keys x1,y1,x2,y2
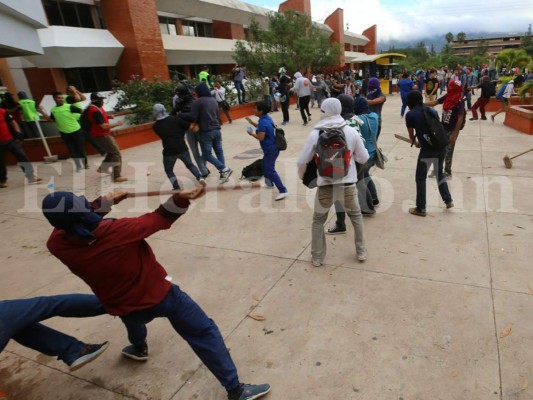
[
  {"x1": 357, "y1": 252, "x2": 367, "y2": 262},
  {"x1": 198, "y1": 178, "x2": 206, "y2": 187},
  {"x1": 274, "y1": 192, "x2": 289, "y2": 201},
  {"x1": 312, "y1": 259, "x2": 322, "y2": 267},
  {"x1": 219, "y1": 168, "x2": 233, "y2": 183}
]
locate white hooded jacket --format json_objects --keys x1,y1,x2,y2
[{"x1": 297, "y1": 98, "x2": 369, "y2": 186}]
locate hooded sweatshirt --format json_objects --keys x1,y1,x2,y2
[
  {"x1": 296, "y1": 98, "x2": 369, "y2": 186},
  {"x1": 293, "y1": 72, "x2": 312, "y2": 97},
  {"x1": 181, "y1": 82, "x2": 220, "y2": 132}
]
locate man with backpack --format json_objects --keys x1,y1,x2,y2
[
  {"x1": 405, "y1": 91, "x2": 454, "y2": 217},
  {"x1": 470, "y1": 76, "x2": 495, "y2": 120},
  {"x1": 491, "y1": 75, "x2": 524, "y2": 122},
  {"x1": 424, "y1": 80, "x2": 466, "y2": 179},
  {"x1": 297, "y1": 98, "x2": 369, "y2": 266}
]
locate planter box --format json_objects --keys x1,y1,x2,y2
[
  {"x1": 483, "y1": 96, "x2": 527, "y2": 112},
  {"x1": 6, "y1": 100, "x2": 282, "y2": 165},
  {"x1": 504, "y1": 105, "x2": 533, "y2": 135},
  {"x1": 5, "y1": 122, "x2": 157, "y2": 165}
]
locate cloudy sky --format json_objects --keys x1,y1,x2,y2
[{"x1": 244, "y1": 0, "x2": 533, "y2": 42}]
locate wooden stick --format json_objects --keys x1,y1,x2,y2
[
  {"x1": 394, "y1": 134, "x2": 412, "y2": 144},
  {"x1": 127, "y1": 182, "x2": 260, "y2": 198}
]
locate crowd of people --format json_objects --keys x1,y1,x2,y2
[{"x1": 1, "y1": 55, "x2": 532, "y2": 399}]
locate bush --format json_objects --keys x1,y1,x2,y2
[{"x1": 112, "y1": 76, "x2": 177, "y2": 125}]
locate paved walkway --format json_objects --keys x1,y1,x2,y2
[{"x1": 1, "y1": 93, "x2": 532, "y2": 400}]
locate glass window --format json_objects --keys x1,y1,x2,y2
[
  {"x1": 159, "y1": 22, "x2": 169, "y2": 35},
  {"x1": 168, "y1": 23, "x2": 177, "y2": 35},
  {"x1": 43, "y1": 0, "x2": 63, "y2": 26},
  {"x1": 183, "y1": 25, "x2": 195, "y2": 37},
  {"x1": 61, "y1": 2, "x2": 79, "y2": 27},
  {"x1": 64, "y1": 67, "x2": 112, "y2": 93},
  {"x1": 42, "y1": 0, "x2": 96, "y2": 28},
  {"x1": 77, "y1": 4, "x2": 95, "y2": 28}
]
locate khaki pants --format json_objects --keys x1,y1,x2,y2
[
  {"x1": 94, "y1": 136, "x2": 122, "y2": 178},
  {"x1": 311, "y1": 184, "x2": 366, "y2": 263}
]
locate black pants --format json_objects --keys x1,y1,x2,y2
[
  {"x1": 0, "y1": 139, "x2": 35, "y2": 182},
  {"x1": 60, "y1": 130, "x2": 87, "y2": 170},
  {"x1": 281, "y1": 97, "x2": 290, "y2": 122},
  {"x1": 299, "y1": 95, "x2": 311, "y2": 123}
]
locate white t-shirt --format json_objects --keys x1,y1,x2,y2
[{"x1": 294, "y1": 77, "x2": 312, "y2": 97}]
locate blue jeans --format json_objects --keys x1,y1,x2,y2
[
  {"x1": 0, "y1": 294, "x2": 105, "y2": 365},
  {"x1": 186, "y1": 131, "x2": 208, "y2": 176},
  {"x1": 120, "y1": 284, "x2": 240, "y2": 391},
  {"x1": 199, "y1": 129, "x2": 226, "y2": 171},
  {"x1": 233, "y1": 80, "x2": 245, "y2": 103},
  {"x1": 0, "y1": 139, "x2": 35, "y2": 182},
  {"x1": 262, "y1": 147, "x2": 287, "y2": 193},
  {"x1": 400, "y1": 93, "x2": 408, "y2": 117},
  {"x1": 416, "y1": 147, "x2": 453, "y2": 211},
  {"x1": 163, "y1": 151, "x2": 201, "y2": 189}
]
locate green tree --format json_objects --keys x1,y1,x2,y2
[
  {"x1": 496, "y1": 49, "x2": 531, "y2": 71},
  {"x1": 456, "y1": 32, "x2": 466, "y2": 42},
  {"x1": 445, "y1": 32, "x2": 454, "y2": 44},
  {"x1": 233, "y1": 10, "x2": 342, "y2": 75}
]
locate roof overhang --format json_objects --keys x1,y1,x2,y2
[
  {"x1": 348, "y1": 53, "x2": 407, "y2": 63},
  {"x1": 23, "y1": 26, "x2": 124, "y2": 68},
  {"x1": 0, "y1": 1, "x2": 47, "y2": 57},
  {"x1": 163, "y1": 35, "x2": 237, "y2": 65},
  {"x1": 157, "y1": 0, "x2": 272, "y2": 27},
  {"x1": 344, "y1": 31, "x2": 369, "y2": 46}
]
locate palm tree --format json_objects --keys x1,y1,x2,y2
[
  {"x1": 456, "y1": 32, "x2": 466, "y2": 42},
  {"x1": 496, "y1": 49, "x2": 531, "y2": 71},
  {"x1": 445, "y1": 32, "x2": 454, "y2": 43}
]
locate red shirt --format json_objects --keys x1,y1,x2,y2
[
  {"x1": 88, "y1": 105, "x2": 110, "y2": 137},
  {"x1": 0, "y1": 108, "x2": 13, "y2": 143},
  {"x1": 46, "y1": 196, "x2": 190, "y2": 316}
]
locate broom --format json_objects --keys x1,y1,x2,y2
[{"x1": 503, "y1": 148, "x2": 533, "y2": 169}]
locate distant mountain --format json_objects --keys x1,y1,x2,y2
[{"x1": 378, "y1": 31, "x2": 519, "y2": 53}]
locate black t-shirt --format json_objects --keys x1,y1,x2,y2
[
  {"x1": 152, "y1": 115, "x2": 191, "y2": 156},
  {"x1": 479, "y1": 81, "x2": 496, "y2": 98},
  {"x1": 425, "y1": 77, "x2": 439, "y2": 95}
]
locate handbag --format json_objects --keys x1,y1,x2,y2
[
  {"x1": 221, "y1": 100, "x2": 231, "y2": 111},
  {"x1": 302, "y1": 160, "x2": 317, "y2": 188},
  {"x1": 362, "y1": 115, "x2": 387, "y2": 169},
  {"x1": 272, "y1": 124, "x2": 287, "y2": 151}
]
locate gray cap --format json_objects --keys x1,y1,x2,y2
[{"x1": 153, "y1": 103, "x2": 168, "y2": 121}]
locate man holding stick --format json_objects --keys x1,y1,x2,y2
[{"x1": 42, "y1": 187, "x2": 270, "y2": 400}]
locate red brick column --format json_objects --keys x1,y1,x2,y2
[
  {"x1": 100, "y1": 0, "x2": 169, "y2": 82},
  {"x1": 278, "y1": 0, "x2": 311, "y2": 16},
  {"x1": 324, "y1": 8, "x2": 345, "y2": 66},
  {"x1": 363, "y1": 25, "x2": 377, "y2": 55}
]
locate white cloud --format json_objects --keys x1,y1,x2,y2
[{"x1": 308, "y1": 0, "x2": 533, "y2": 42}]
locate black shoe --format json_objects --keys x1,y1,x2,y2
[
  {"x1": 228, "y1": 383, "x2": 271, "y2": 400},
  {"x1": 372, "y1": 198, "x2": 380, "y2": 206},
  {"x1": 201, "y1": 169, "x2": 211, "y2": 178},
  {"x1": 362, "y1": 209, "x2": 376, "y2": 216},
  {"x1": 326, "y1": 224, "x2": 346, "y2": 235},
  {"x1": 121, "y1": 343, "x2": 149, "y2": 361},
  {"x1": 69, "y1": 342, "x2": 109, "y2": 372},
  {"x1": 469, "y1": 117, "x2": 478, "y2": 121}
]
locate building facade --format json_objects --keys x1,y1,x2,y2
[
  {"x1": 1, "y1": 0, "x2": 377, "y2": 102},
  {"x1": 451, "y1": 34, "x2": 523, "y2": 57}
]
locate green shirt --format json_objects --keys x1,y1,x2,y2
[
  {"x1": 51, "y1": 103, "x2": 81, "y2": 134},
  {"x1": 198, "y1": 71, "x2": 212, "y2": 88},
  {"x1": 19, "y1": 99, "x2": 39, "y2": 122}
]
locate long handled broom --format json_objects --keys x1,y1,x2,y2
[{"x1": 503, "y1": 148, "x2": 533, "y2": 169}]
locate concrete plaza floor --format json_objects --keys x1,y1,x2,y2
[{"x1": 1, "y1": 93, "x2": 532, "y2": 400}]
